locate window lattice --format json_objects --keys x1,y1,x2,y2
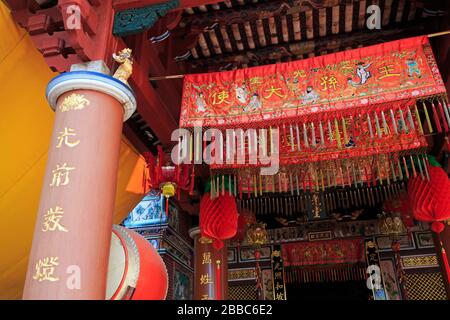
[
  {"x1": 228, "y1": 284, "x2": 257, "y2": 300},
  {"x1": 405, "y1": 272, "x2": 447, "y2": 300}
]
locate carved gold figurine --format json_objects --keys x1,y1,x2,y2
[{"x1": 112, "y1": 48, "x2": 133, "y2": 85}]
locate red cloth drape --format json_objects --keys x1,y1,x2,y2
[{"x1": 180, "y1": 36, "x2": 445, "y2": 128}]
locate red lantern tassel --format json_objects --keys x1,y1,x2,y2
[
  {"x1": 437, "y1": 101, "x2": 449, "y2": 132},
  {"x1": 433, "y1": 222, "x2": 450, "y2": 284},
  {"x1": 215, "y1": 260, "x2": 222, "y2": 300},
  {"x1": 431, "y1": 102, "x2": 443, "y2": 133},
  {"x1": 441, "y1": 246, "x2": 450, "y2": 284},
  {"x1": 165, "y1": 197, "x2": 169, "y2": 215}
]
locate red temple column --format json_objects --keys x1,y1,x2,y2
[
  {"x1": 189, "y1": 227, "x2": 228, "y2": 300},
  {"x1": 22, "y1": 65, "x2": 136, "y2": 299}
]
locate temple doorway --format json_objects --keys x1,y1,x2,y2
[{"x1": 286, "y1": 280, "x2": 369, "y2": 300}]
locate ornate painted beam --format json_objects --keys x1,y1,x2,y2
[
  {"x1": 114, "y1": 0, "x2": 269, "y2": 36},
  {"x1": 113, "y1": 0, "x2": 227, "y2": 11},
  {"x1": 113, "y1": 0, "x2": 180, "y2": 37}
]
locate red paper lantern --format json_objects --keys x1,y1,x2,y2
[
  {"x1": 107, "y1": 225, "x2": 168, "y2": 300},
  {"x1": 408, "y1": 165, "x2": 450, "y2": 224},
  {"x1": 409, "y1": 166, "x2": 450, "y2": 285},
  {"x1": 200, "y1": 193, "x2": 238, "y2": 249}
]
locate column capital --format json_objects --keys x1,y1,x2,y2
[
  {"x1": 189, "y1": 226, "x2": 200, "y2": 239},
  {"x1": 46, "y1": 71, "x2": 137, "y2": 121}
]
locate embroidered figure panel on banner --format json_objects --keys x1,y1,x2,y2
[{"x1": 180, "y1": 36, "x2": 445, "y2": 128}]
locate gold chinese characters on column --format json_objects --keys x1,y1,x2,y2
[
  {"x1": 50, "y1": 163, "x2": 75, "y2": 187},
  {"x1": 271, "y1": 245, "x2": 287, "y2": 300},
  {"x1": 202, "y1": 252, "x2": 211, "y2": 265},
  {"x1": 42, "y1": 206, "x2": 68, "y2": 232},
  {"x1": 33, "y1": 257, "x2": 60, "y2": 282},
  {"x1": 32, "y1": 94, "x2": 89, "y2": 284},
  {"x1": 198, "y1": 237, "x2": 214, "y2": 299},
  {"x1": 56, "y1": 127, "x2": 80, "y2": 148}
]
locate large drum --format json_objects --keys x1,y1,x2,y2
[{"x1": 106, "y1": 225, "x2": 168, "y2": 300}]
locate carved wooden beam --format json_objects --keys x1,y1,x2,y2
[
  {"x1": 187, "y1": 24, "x2": 428, "y2": 71},
  {"x1": 180, "y1": 0, "x2": 356, "y2": 30}
]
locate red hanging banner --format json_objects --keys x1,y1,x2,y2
[
  {"x1": 180, "y1": 36, "x2": 445, "y2": 128},
  {"x1": 281, "y1": 238, "x2": 365, "y2": 267}
]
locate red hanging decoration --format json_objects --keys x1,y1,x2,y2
[
  {"x1": 430, "y1": 222, "x2": 450, "y2": 285},
  {"x1": 431, "y1": 221, "x2": 445, "y2": 234},
  {"x1": 215, "y1": 260, "x2": 222, "y2": 300},
  {"x1": 409, "y1": 165, "x2": 450, "y2": 222},
  {"x1": 143, "y1": 147, "x2": 195, "y2": 215},
  {"x1": 408, "y1": 164, "x2": 450, "y2": 285},
  {"x1": 200, "y1": 193, "x2": 238, "y2": 249}
]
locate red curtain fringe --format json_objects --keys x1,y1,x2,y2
[{"x1": 180, "y1": 95, "x2": 447, "y2": 132}]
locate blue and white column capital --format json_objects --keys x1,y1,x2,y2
[{"x1": 46, "y1": 70, "x2": 137, "y2": 121}]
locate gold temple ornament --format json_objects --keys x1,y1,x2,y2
[
  {"x1": 59, "y1": 93, "x2": 90, "y2": 112},
  {"x1": 113, "y1": 48, "x2": 133, "y2": 85},
  {"x1": 246, "y1": 222, "x2": 268, "y2": 247}
]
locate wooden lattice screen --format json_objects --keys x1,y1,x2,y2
[
  {"x1": 405, "y1": 272, "x2": 447, "y2": 300},
  {"x1": 228, "y1": 284, "x2": 257, "y2": 300}
]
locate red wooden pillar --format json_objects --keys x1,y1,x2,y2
[
  {"x1": 23, "y1": 68, "x2": 136, "y2": 299},
  {"x1": 189, "y1": 227, "x2": 228, "y2": 300}
]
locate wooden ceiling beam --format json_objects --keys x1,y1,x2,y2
[
  {"x1": 180, "y1": 0, "x2": 358, "y2": 29},
  {"x1": 187, "y1": 23, "x2": 428, "y2": 71}
]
